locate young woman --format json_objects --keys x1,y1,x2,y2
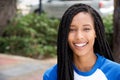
[{"x1": 43, "y1": 3, "x2": 120, "y2": 80}]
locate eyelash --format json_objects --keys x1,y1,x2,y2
[
  {"x1": 69, "y1": 28, "x2": 77, "y2": 32},
  {"x1": 69, "y1": 28, "x2": 91, "y2": 32},
  {"x1": 83, "y1": 28, "x2": 91, "y2": 31}
]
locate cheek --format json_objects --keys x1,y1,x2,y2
[{"x1": 89, "y1": 33, "x2": 96, "y2": 44}]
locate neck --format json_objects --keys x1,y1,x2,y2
[{"x1": 74, "y1": 53, "x2": 97, "y2": 72}]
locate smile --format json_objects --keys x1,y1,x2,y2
[{"x1": 74, "y1": 42, "x2": 87, "y2": 47}]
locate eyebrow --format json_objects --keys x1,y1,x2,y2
[
  {"x1": 83, "y1": 24, "x2": 91, "y2": 27},
  {"x1": 70, "y1": 24, "x2": 92, "y2": 27}
]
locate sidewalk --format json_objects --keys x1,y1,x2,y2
[{"x1": 0, "y1": 53, "x2": 57, "y2": 80}]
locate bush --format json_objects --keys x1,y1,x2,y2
[
  {"x1": 0, "y1": 13, "x2": 59, "y2": 58},
  {"x1": 103, "y1": 15, "x2": 113, "y2": 49}
]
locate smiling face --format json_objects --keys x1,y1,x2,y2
[{"x1": 68, "y1": 12, "x2": 96, "y2": 58}]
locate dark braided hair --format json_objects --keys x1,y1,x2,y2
[{"x1": 57, "y1": 3, "x2": 114, "y2": 80}]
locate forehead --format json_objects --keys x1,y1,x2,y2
[
  {"x1": 71, "y1": 12, "x2": 94, "y2": 25},
  {"x1": 72, "y1": 12, "x2": 93, "y2": 21}
]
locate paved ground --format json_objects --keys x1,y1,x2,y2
[{"x1": 0, "y1": 54, "x2": 57, "y2": 80}]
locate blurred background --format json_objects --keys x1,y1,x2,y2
[
  {"x1": 18, "y1": 0, "x2": 114, "y2": 17},
  {"x1": 0, "y1": 0, "x2": 115, "y2": 60},
  {"x1": 0, "y1": 0, "x2": 120, "y2": 80}
]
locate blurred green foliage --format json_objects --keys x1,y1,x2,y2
[
  {"x1": 0, "y1": 13, "x2": 59, "y2": 58},
  {"x1": 103, "y1": 15, "x2": 113, "y2": 34},
  {"x1": 103, "y1": 15, "x2": 113, "y2": 49}
]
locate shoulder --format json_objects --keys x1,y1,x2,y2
[
  {"x1": 101, "y1": 57, "x2": 120, "y2": 78},
  {"x1": 43, "y1": 64, "x2": 57, "y2": 80},
  {"x1": 105, "y1": 58, "x2": 120, "y2": 69},
  {"x1": 97, "y1": 54, "x2": 120, "y2": 69}
]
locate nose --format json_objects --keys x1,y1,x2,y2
[{"x1": 76, "y1": 30, "x2": 84, "y2": 40}]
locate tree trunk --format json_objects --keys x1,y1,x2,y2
[
  {"x1": 113, "y1": 0, "x2": 120, "y2": 63},
  {"x1": 0, "y1": 0, "x2": 16, "y2": 35}
]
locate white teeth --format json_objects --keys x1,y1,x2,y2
[{"x1": 75, "y1": 43, "x2": 87, "y2": 47}]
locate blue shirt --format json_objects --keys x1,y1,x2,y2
[{"x1": 43, "y1": 54, "x2": 120, "y2": 80}]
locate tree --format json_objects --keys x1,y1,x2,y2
[
  {"x1": 113, "y1": 0, "x2": 120, "y2": 63},
  {"x1": 0, "y1": 0, "x2": 16, "y2": 35}
]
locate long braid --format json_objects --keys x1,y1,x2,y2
[
  {"x1": 57, "y1": 3, "x2": 114, "y2": 80},
  {"x1": 92, "y1": 9, "x2": 114, "y2": 60},
  {"x1": 57, "y1": 11, "x2": 73, "y2": 80}
]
